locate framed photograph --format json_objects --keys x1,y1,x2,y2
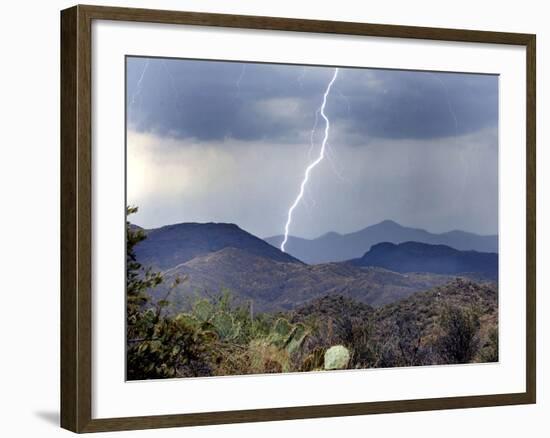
[{"x1": 60, "y1": 4, "x2": 536, "y2": 433}]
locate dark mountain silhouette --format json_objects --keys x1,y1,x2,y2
[
  {"x1": 264, "y1": 220, "x2": 498, "y2": 264},
  {"x1": 157, "y1": 247, "x2": 456, "y2": 312},
  {"x1": 134, "y1": 222, "x2": 302, "y2": 270},
  {"x1": 351, "y1": 241, "x2": 498, "y2": 279}
]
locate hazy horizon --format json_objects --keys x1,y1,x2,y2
[
  {"x1": 130, "y1": 217, "x2": 498, "y2": 241},
  {"x1": 127, "y1": 57, "x2": 498, "y2": 238}
]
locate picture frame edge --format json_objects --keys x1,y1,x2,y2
[{"x1": 60, "y1": 4, "x2": 537, "y2": 433}]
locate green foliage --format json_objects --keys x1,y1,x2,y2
[
  {"x1": 127, "y1": 315, "x2": 216, "y2": 379},
  {"x1": 478, "y1": 325, "x2": 499, "y2": 362},
  {"x1": 211, "y1": 311, "x2": 241, "y2": 340},
  {"x1": 170, "y1": 299, "x2": 310, "y2": 375},
  {"x1": 286, "y1": 323, "x2": 308, "y2": 355},
  {"x1": 126, "y1": 209, "x2": 496, "y2": 379},
  {"x1": 324, "y1": 345, "x2": 351, "y2": 370},
  {"x1": 268, "y1": 318, "x2": 293, "y2": 347},
  {"x1": 126, "y1": 206, "x2": 214, "y2": 380},
  {"x1": 178, "y1": 293, "x2": 248, "y2": 342},
  {"x1": 265, "y1": 318, "x2": 309, "y2": 355},
  {"x1": 436, "y1": 305, "x2": 480, "y2": 364},
  {"x1": 192, "y1": 299, "x2": 214, "y2": 323},
  {"x1": 126, "y1": 206, "x2": 163, "y2": 334}
]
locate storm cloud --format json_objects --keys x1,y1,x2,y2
[
  {"x1": 127, "y1": 57, "x2": 497, "y2": 143},
  {"x1": 126, "y1": 57, "x2": 498, "y2": 238}
]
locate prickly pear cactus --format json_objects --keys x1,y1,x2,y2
[
  {"x1": 285, "y1": 323, "x2": 308, "y2": 354},
  {"x1": 211, "y1": 311, "x2": 240, "y2": 340},
  {"x1": 324, "y1": 345, "x2": 350, "y2": 370},
  {"x1": 268, "y1": 318, "x2": 293, "y2": 347},
  {"x1": 266, "y1": 318, "x2": 308, "y2": 354},
  {"x1": 193, "y1": 299, "x2": 214, "y2": 322},
  {"x1": 174, "y1": 313, "x2": 198, "y2": 328}
]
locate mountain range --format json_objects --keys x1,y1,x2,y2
[
  {"x1": 134, "y1": 222, "x2": 301, "y2": 270},
  {"x1": 157, "y1": 247, "x2": 456, "y2": 311},
  {"x1": 134, "y1": 221, "x2": 498, "y2": 313},
  {"x1": 264, "y1": 220, "x2": 497, "y2": 264},
  {"x1": 352, "y1": 241, "x2": 498, "y2": 280}
]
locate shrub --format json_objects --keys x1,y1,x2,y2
[
  {"x1": 126, "y1": 206, "x2": 216, "y2": 379},
  {"x1": 478, "y1": 325, "x2": 499, "y2": 362},
  {"x1": 436, "y1": 305, "x2": 480, "y2": 364}
]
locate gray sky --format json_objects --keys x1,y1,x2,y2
[{"x1": 126, "y1": 57, "x2": 498, "y2": 238}]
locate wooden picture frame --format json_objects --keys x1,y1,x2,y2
[{"x1": 61, "y1": 4, "x2": 536, "y2": 433}]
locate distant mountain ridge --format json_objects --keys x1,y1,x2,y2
[
  {"x1": 265, "y1": 220, "x2": 497, "y2": 264},
  {"x1": 157, "y1": 247, "x2": 456, "y2": 312},
  {"x1": 134, "y1": 221, "x2": 497, "y2": 313},
  {"x1": 134, "y1": 222, "x2": 302, "y2": 270},
  {"x1": 352, "y1": 241, "x2": 498, "y2": 279}
]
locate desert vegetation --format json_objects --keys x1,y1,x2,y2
[{"x1": 126, "y1": 207, "x2": 498, "y2": 380}]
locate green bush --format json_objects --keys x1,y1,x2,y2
[
  {"x1": 126, "y1": 207, "x2": 497, "y2": 378},
  {"x1": 436, "y1": 305, "x2": 480, "y2": 364},
  {"x1": 126, "y1": 206, "x2": 216, "y2": 379}
]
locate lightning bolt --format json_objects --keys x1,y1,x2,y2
[
  {"x1": 235, "y1": 64, "x2": 246, "y2": 97},
  {"x1": 297, "y1": 66, "x2": 307, "y2": 89},
  {"x1": 428, "y1": 72, "x2": 468, "y2": 209},
  {"x1": 161, "y1": 60, "x2": 178, "y2": 96},
  {"x1": 130, "y1": 59, "x2": 150, "y2": 107},
  {"x1": 281, "y1": 67, "x2": 339, "y2": 252},
  {"x1": 429, "y1": 73, "x2": 458, "y2": 135},
  {"x1": 307, "y1": 109, "x2": 320, "y2": 160},
  {"x1": 325, "y1": 145, "x2": 351, "y2": 184}
]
